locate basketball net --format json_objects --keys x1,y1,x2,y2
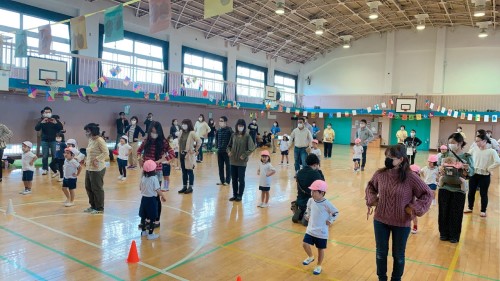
[{"x1": 45, "y1": 79, "x2": 61, "y2": 94}]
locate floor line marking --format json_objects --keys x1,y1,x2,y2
[
  {"x1": 444, "y1": 214, "x2": 471, "y2": 281},
  {"x1": 0, "y1": 254, "x2": 48, "y2": 281}
]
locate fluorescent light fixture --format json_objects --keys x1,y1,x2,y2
[
  {"x1": 414, "y1": 14, "x2": 428, "y2": 31},
  {"x1": 478, "y1": 28, "x2": 488, "y2": 38},
  {"x1": 476, "y1": 21, "x2": 491, "y2": 38},
  {"x1": 367, "y1": 1, "x2": 382, "y2": 20},
  {"x1": 340, "y1": 35, "x2": 353, "y2": 49},
  {"x1": 472, "y1": 0, "x2": 488, "y2": 17},
  {"x1": 311, "y1": 19, "x2": 327, "y2": 36},
  {"x1": 275, "y1": 0, "x2": 285, "y2": 15}
]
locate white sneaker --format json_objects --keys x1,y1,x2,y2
[
  {"x1": 42, "y1": 170, "x2": 48, "y2": 175},
  {"x1": 64, "y1": 202, "x2": 74, "y2": 207},
  {"x1": 313, "y1": 266, "x2": 322, "y2": 275},
  {"x1": 121, "y1": 177, "x2": 126, "y2": 181},
  {"x1": 21, "y1": 189, "x2": 32, "y2": 195},
  {"x1": 57, "y1": 178, "x2": 63, "y2": 182},
  {"x1": 480, "y1": 212, "x2": 487, "y2": 217},
  {"x1": 464, "y1": 208, "x2": 473, "y2": 213},
  {"x1": 117, "y1": 175, "x2": 123, "y2": 180},
  {"x1": 432, "y1": 199, "x2": 436, "y2": 206},
  {"x1": 303, "y1": 256, "x2": 315, "y2": 265},
  {"x1": 261, "y1": 203, "x2": 268, "y2": 208},
  {"x1": 147, "y1": 233, "x2": 159, "y2": 240},
  {"x1": 257, "y1": 203, "x2": 263, "y2": 208},
  {"x1": 141, "y1": 231, "x2": 148, "y2": 237},
  {"x1": 83, "y1": 207, "x2": 94, "y2": 213},
  {"x1": 51, "y1": 171, "x2": 59, "y2": 178}
]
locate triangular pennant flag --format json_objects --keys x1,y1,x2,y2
[
  {"x1": 374, "y1": 104, "x2": 380, "y2": 110},
  {"x1": 104, "y1": 4, "x2": 124, "y2": 43},
  {"x1": 381, "y1": 102, "x2": 387, "y2": 109},
  {"x1": 164, "y1": 93, "x2": 170, "y2": 101},
  {"x1": 89, "y1": 82, "x2": 98, "y2": 93},
  {"x1": 286, "y1": 107, "x2": 290, "y2": 113},
  {"x1": 46, "y1": 91, "x2": 55, "y2": 102},
  {"x1": 77, "y1": 88, "x2": 86, "y2": 98},
  {"x1": 311, "y1": 112, "x2": 316, "y2": 118},
  {"x1": 389, "y1": 99, "x2": 394, "y2": 105},
  {"x1": 150, "y1": 0, "x2": 172, "y2": 33},
  {"x1": 99, "y1": 76, "x2": 109, "y2": 85},
  {"x1": 394, "y1": 114, "x2": 400, "y2": 120},
  {"x1": 367, "y1": 107, "x2": 372, "y2": 113},
  {"x1": 382, "y1": 110, "x2": 387, "y2": 116},
  {"x1": 303, "y1": 111, "x2": 308, "y2": 117},
  {"x1": 423, "y1": 114, "x2": 428, "y2": 119},
  {"x1": 38, "y1": 24, "x2": 52, "y2": 55},
  {"x1": 447, "y1": 109, "x2": 453, "y2": 116},
  {"x1": 336, "y1": 112, "x2": 341, "y2": 118},
  {"x1": 202, "y1": 89, "x2": 208, "y2": 97},
  {"x1": 15, "y1": 31, "x2": 27, "y2": 57},
  {"x1": 318, "y1": 112, "x2": 323, "y2": 118},
  {"x1": 440, "y1": 107, "x2": 446, "y2": 114},
  {"x1": 204, "y1": 0, "x2": 233, "y2": 19},
  {"x1": 123, "y1": 76, "x2": 131, "y2": 86},
  {"x1": 453, "y1": 111, "x2": 459, "y2": 118},
  {"x1": 63, "y1": 91, "x2": 71, "y2": 101},
  {"x1": 133, "y1": 83, "x2": 141, "y2": 93},
  {"x1": 436, "y1": 105, "x2": 441, "y2": 112},
  {"x1": 492, "y1": 115, "x2": 498, "y2": 123},
  {"x1": 428, "y1": 112, "x2": 434, "y2": 118},
  {"x1": 70, "y1": 16, "x2": 87, "y2": 51},
  {"x1": 344, "y1": 111, "x2": 350, "y2": 117},
  {"x1": 425, "y1": 100, "x2": 429, "y2": 107},
  {"x1": 402, "y1": 114, "x2": 408, "y2": 120},
  {"x1": 484, "y1": 115, "x2": 490, "y2": 122},
  {"x1": 27, "y1": 87, "x2": 37, "y2": 98},
  {"x1": 408, "y1": 115, "x2": 415, "y2": 120},
  {"x1": 295, "y1": 109, "x2": 300, "y2": 116}
]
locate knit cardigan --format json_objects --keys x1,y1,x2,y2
[{"x1": 365, "y1": 168, "x2": 433, "y2": 227}]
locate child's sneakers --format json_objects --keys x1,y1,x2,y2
[
  {"x1": 464, "y1": 208, "x2": 473, "y2": 213},
  {"x1": 302, "y1": 256, "x2": 315, "y2": 265},
  {"x1": 83, "y1": 207, "x2": 94, "y2": 213},
  {"x1": 121, "y1": 177, "x2": 127, "y2": 181},
  {"x1": 64, "y1": 202, "x2": 74, "y2": 207},
  {"x1": 51, "y1": 171, "x2": 59, "y2": 178},
  {"x1": 41, "y1": 170, "x2": 48, "y2": 175},
  {"x1": 90, "y1": 209, "x2": 103, "y2": 215},
  {"x1": 147, "y1": 233, "x2": 159, "y2": 240},
  {"x1": 411, "y1": 225, "x2": 418, "y2": 234},
  {"x1": 141, "y1": 231, "x2": 148, "y2": 237},
  {"x1": 257, "y1": 203, "x2": 264, "y2": 208},
  {"x1": 480, "y1": 212, "x2": 487, "y2": 217},
  {"x1": 117, "y1": 175, "x2": 123, "y2": 180},
  {"x1": 57, "y1": 178, "x2": 63, "y2": 182},
  {"x1": 20, "y1": 189, "x2": 32, "y2": 195},
  {"x1": 261, "y1": 203, "x2": 268, "y2": 208},
  {"x1": 313, "y1": 266, "x2": 322, "y2": 275}
]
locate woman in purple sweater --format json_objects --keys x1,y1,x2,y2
[{"x1": 366, "y1": 145, "x2": 432, "y2": 281}]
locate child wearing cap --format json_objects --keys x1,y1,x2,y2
[
  {"x1": 66, "y1": 139, "x2": 85, "y2": 163},
  {"x1": 437, "y1": 145, "x2": 448, "y2": 166},
  {"x1": 279, "y1": 135, "x2": 290, "y2": 166},
  {"x1": 257, "y1": 150, "x2": 276, "y2": 208},
  {"x1": 117, "y1": 136, "x2": 132, "y2": 181},
  {"x1": 302, "y1": 180, "x2": 339, "y2": 275},
  {"x1": 353, "y1": 138, "x2": 364, "y2": 172},
  {"x1": 310, "y1": 140, "x2": 321, "y2": 159},
  {"x1": 139, "y1": 160, "x2": 167, "y2": 240},
  {"x1": 62, "y1": 147, "x2": 82, "y2": 207},
  {"x1": 420, "y1": 155, "x2": 439, "y2": 206},
  {"x1": 20, "y1": 141, "x2": 37, "y2": 195}
]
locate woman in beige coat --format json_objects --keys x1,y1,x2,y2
[
  {"x1": 177, "y1": 119, "x2": 202, "y2": 194},
  {"x1": 194, "y1": 114, "x2": 211, "y2": 163}
]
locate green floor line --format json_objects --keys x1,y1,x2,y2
[
  {"x1": 0, "y1": 254, "x2": 48, "y2": 281},
  {"x1": 0, "y1": 226, "x2": 125, "y2": 281}
]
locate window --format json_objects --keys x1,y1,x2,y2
[
  {"x1": 236, "y1": 62, "x2": 267, "y2": 98},
  {"x1": 274, "y1": 72, "x2": 297, "y2": 103},
  {"x1": 102, "y1": 36, "x2": 165, "y2": 84},
  {"x1": 182, "y1": 48, "x2": 225, "y2": 93}
]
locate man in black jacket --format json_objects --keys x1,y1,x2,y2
[
  {"x1": 35, "y1": 107, "x2": 63, "y2": 175},
  {"x1": 115, "y1": 112, "x2": 129, "y2": 149},
  {"x1": 293, "y1": 154, "x2": 325, "y2": 225},
  {"x1": 215, "y1": 116, "x2": 233, "y2": 186}
]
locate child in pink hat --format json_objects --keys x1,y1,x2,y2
[
  {"x1": 257, "y1": 150, "x2": 276, "y2": 208},
  {"x1": 353, "y1": 138, "x2": 363, "y2": 172},
  {"x1": 139, "y1": 160, "x2": 167, "y2": 240},
  {"x1": 420, "y1": 155, "x2": 439, "y2": 206},
  {"x1": 302, "y1": 180, "x2": 339, "y2": 275}
]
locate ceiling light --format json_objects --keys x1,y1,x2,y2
[
  {"x1": 414, "y1": 14, "x2": 428, "y2": 31},
  {"x1": 478, "y1": 28, "x2": 488, "y2": 38},
  {"x1": 315, "y1": 29, "x2": 324, "y2": 35},
  {"x1": 367, "y1": 1, "x2": 382, "y2": 20},
  {"x1": 275, "y1": 0, "x2": 285, "y2": 15},
  {"x1": 340, "y1": 35, "x2": 353, "y2": 49},
  {"x1": 476, "y1": 21, "x2": 491, "y2": 38},
  {"x1": 472, "y1": 0, "x2": 488, "y2": 17},
  {"x1": 311, "y1": 19, "x2": 327, "y2": 36}
]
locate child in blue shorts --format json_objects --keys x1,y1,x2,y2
[
  {"x1": 20, "y1": 141, "x2": 37, "y2": 195},
  {"x1": 302, "y1": 180, "x2": 339, "y2": 275},
  {"x1": 62, "y1": 148, "x2": 82, "y2": 207}
]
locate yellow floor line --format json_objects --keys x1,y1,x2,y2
[{"x1": 444, "y1": 214, "x2": 471, "y2": 281}]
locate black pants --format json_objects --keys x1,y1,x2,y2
[
  {"x1": 197, "y1": 137, "x2": 204, "y2": 161},
  {"x1": 231, "y1": 165, "x2": 246, "y2": 198},
  {"x1": 217, "y1": 151, "x2": 231, "y2": 184},
  {"x1": 407, "y1": 152, "x2": 416, "y2": 165},
  {"x1": 117, "y1": 159, "x2": 127, "y2": 177},
  {"x1": 180, "y1": 154, "x2": 194, "y2": 186},
  {"x1": 438, "y1": 189, "x2": 466, "y2": 241},
  {"x1": 156, "y1": 196, "x2": 162, "y2": 222},
  {"x1": 468, "y1": 174, "x2": 491, "y2": 212},
  {"x1": 361, "y1": 146, "x2": 368, "y2": 168},
  {"x1": 0, "y1": 149, "x2": 3, "y2": 179},
  {"x1": 323, "y1": 142, "x2": 332, "y2": 158},
  {"x1": 49, "y1": 158, "x2": 64, "y2": 178}
]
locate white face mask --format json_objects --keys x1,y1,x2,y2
[
  {"x1": 182, "y1": 124, "x2": 188, "y2": 130},
  {"x1": 360, "y1": 124, "x2": 366, "y2": 128},
  {"x1": 448, "y1": 143, "x2": 458, "y2": 151},
  {"x1": 298, "y1": 123, "x2": 304, "y2": 129},
  {"x1": 219, "y1": 122, "x2": 225, "y2": 127},
  {"x1": 457, "y1": 129, "x2": 461, "y2": 132},
  {"x1": 238, "y1": 126, "x2": 244, "y2": 132},
  {"x1": 131, "y1": 120, "x2": 137, "y2": 125},
  {"x1": 85, "y1": 132, "x2": 91, "y2": 138},
  {"x1": 273, "y1": 123, "x2": 277, "y2": 126},
  {"x1": 400, "y1": 128, "x2": 404, "y2": 131},
  {"x1": 174, "y1": 121, "x2": 178, "y2": 126},
  {"x1": 43, "y1": 113, "x2": 52, "y2": 118},
  {"x1": 411, "y1": 133, "x2": 415, "y2": 137},
  {"x1": 312, "y1": 124, "x2": 316, "y2": 127},
  {"x1": 327, "y1": 125, "x2": 331, "y2": 129},
  {"x1": 199, "y1": 118, "x2": 203, "y2": 122},
  {"x1": 252, "y1": 121, "x2": 256, "y2": 124},
  {"x1": 150, "y1": 133, "x2": 158, "y2": 139},
  {"x1": 56, "y1": 138, "x2": 62, "y2": 142},
  {"x1": 487, "y1": 133, "x2": 491, "y2": 138}
]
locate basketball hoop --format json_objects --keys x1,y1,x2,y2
[{"x1": 45, "y1": 79, "x2": 63, "y2": 94}]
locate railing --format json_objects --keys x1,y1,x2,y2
[{"x1": 1, "y1": 41, "x2": 303, "y2": 108}]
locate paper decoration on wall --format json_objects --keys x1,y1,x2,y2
[
  {"x1": 303, "y1": 111, "x2": 307, "y2": 117},
  {"x1": 236, "y1": 103, "x2": 241, "y2": 109},
  {"x1": 394, "y1": 114, "x2": 400, "y2": 120},
  {"x1": 172, "y1": 89, "x2": 178, "y2": 96},
  {"x1": 381, "y1": 102, "x2": 386, "y2": 109},
  {"x1": 63, "y1": 91, "x2": 71, "y2": 101},
  {"x1": 429, "y1": 103, "x2": 434, "y2": 110},
  {"x1": 492, "y1": 115, "x2": 498, "y2": 123},
  {"x1": 46, "y1": 91, "x2": 55, "y2": 102},
  {"x1": 336, "y1": 112, "x2": 341, "y2": 118},
  {"x1": 295, "y1": 109, "x2": 300, "y2": 116},
  {"x1": 402, "y1": 114, "x2": 408, "y2": 120},
  {"x1": 344, "y1": 112, "x2": 349, "y2": 117},
  {"x1": 440, "y1": 107, "x2": 446, "y2": 114},
  {"x1": 428, "y1": 112, "x2": 434, "y2": 118},
  {"x1": 89, "y1": 82, "x2": 98, "y2": 93},
  {"x1": 447, "y1": 109, "x2": 452, "y2": 117},
  {"x1": 423, "y1": 114, "x2": 428, "y2": 119},
  {"x1": 467, "y1": 113, "x2": 473, "y2": 121},
  {"x1": 99, "y1": 76, "x2": 109, "y2": 85},
  {"x1": 204, "y1": 0, "x2": 233, "y2": 19},
  {"x1": 38, "y1": 25, "x2": 52, "y2": 55},
  {"x1": 77, "y1": 88, "x2": 86, "y2": 98},
  {"x1": 318, "y1": 112, "x2": 323, "y2": 118},
  {"x1": 202, "y1": 89, "x2": 208, "y2": 97},
  {"x1": 149, "y1": 0, "x2": 172, "y2": 33},
  {"x1": 286, "y1": 107, "x2": 290, "y2": 113},
  {"x1": 409, "y1": 115, "x2": 415, "y2": 120},
  {"x1": 388, "y1": 112, "x2": 394, "y2": 119},
  {"x1": 110, "y1": 68, "x2": 118, "y2": 77},
  {"x1": 15, "y1": 31, "x2": 27, "y2": 57},
  {"x1": 374, "y1": 104, "x2": 380, "y2": 110},
  {"x1": 352, "y1": 110, "x2": 357, "y2": 116},
  {"x1": 453, "y1": 111, "x2": 458, "y2": 118},
  {"x1": 382, "y1": 110, "x2": 387, "y2": 116},
  {"x1": 416, "y1": 114, "x2": 422, "y2": 120},
  {"x1": 266, "y1": 103, "x2": 271, "y2": 109},
  {"x1": 367, "y1": 107, "x2": 372, "y2": 113},
  {"x1": 27, "y1": 87, "x2": 37, "y2": 98},
  {"x1": 144, "y1": 92, "x2": 149, "y2": 99},
  {"x1": 133, "y1": 83, "x2": 141, "y2": 93},
  {"x1": 436, "y1": 105, "x2": 441, "y2": 112},
  {"x1": 389, "y1": 99, "x2": 394, "y2": 105},
  {"x1": 460, "y1": 112, "x2": 466, "y2": 119},
  {"x1": 278, "y1": 105, "x2": 283, "y2": 112},
  {"x1": 484, "y1": 115, "x2": 489, "y2": 122},
  {"x1": 104, "y1": 4, "x2": 124, "y2": 43},
  {"x1": 70, "y1": 16, "x2": 87, "y2": 51},
  {"x1": 123, "y1": 76, "x2": 131, "y2": 86},
  {"x1": 311, "y1": 112, "x2": 316, "y2": 118},
  {"x1": 425, "y1": 100, "x2": 429, "y2": 107},
  {"x1": 475, "y1": 114, "x2": 481, "y2": 122},
  {"x1": 227, "y1": 102, "x2": 232, "y2": 109}
]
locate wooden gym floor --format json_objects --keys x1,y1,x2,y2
[{"x1": 0, "y1": 145, "x2": 498, "y2": 281}]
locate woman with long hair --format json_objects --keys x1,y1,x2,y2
[
  {"x1": 194, "y1": 114, "x2": 211, "y2": 163},
  {"x1": 124, "y1": 116, "x2": 145, "y2": 169},
  {"x1": 170, "y1": 119, "x2": 180, "y2": 139},
  {"x1": 366, "y1": 144, "x2": 432, "y2": 280},
  {"x1": 177, "y1": 119, "x2": 201, "y2": 194}
]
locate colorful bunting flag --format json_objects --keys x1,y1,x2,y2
[
  {"x1": 27, "y1": 87, "x2": 37, "y2": 98},
  {"x1": 352, "y1": 109, "x2": 357, "y2": 116},
  {"x1": 123, "y1": 76, "x2": 131, "y2": 86},
  {"x1": 104, "y1": 4, "x2": 124, "y2": 43},
  {"x1": 425, "y1": 100, "x2": 429, "y2": 107},
  {"x1": 77, "y1": 88, "x2": 86, "y2": 98},
  {"x1": 381, "y1": 102, "x2": 386, "y2": 109},
  {"x1": 374, "y1": 104, "x2": 380, "y2": 110},
  {"x1": 336, "y1": 112, "x2": 341, "y2": 118},
  {"x1": 440, "y1": 107, "x2": 446, "y2": 114},
  {"x1": 344, "y1": 112, "x2": 349, "y2": 117},
  {"x1": 416, "y1": 114, "x2": 422, "y2": 120},
  {"x1": 295, "y1": 109, "x2": 300, "y2": 116},
  {"x1": 382, "y1": 110, "x2": 387, "y2": 116},
  {"x1": 172, "y1": 89, "x2": 178, "y2": 96},
  {"x1": 388, "y1": 112, "x2": 394, "y2": 119},
  {"x1": 453, "y1": 111, "x2": 458, "y2": 118},
  {"x1": 99, "y1": 76, "x2": 109, "y2": 85},
  {"x1": 286, "y1": 107, "x2": 290, "y2": 113},
  {"x1": 133, "y1": 83, "x2": 141, "y2": 93},
  {"x1": 38, "y1": 25, "x2": 52, "y2": 55},
  {"x1": 46, "y1": 91, "x2": 55, "y2": 102},
  {"x1": 467, "y1": 113, "x2": 473, "y2": 121},
  {"x1": 204, "y1": 0, "x2": 233, "y2": 19},
  {"x1": 460, "y1": 112, "x2": 466, "y2": 119},
  {"x1": 367, "y1": 107, "x2": 372, "y2": 113},
  {"x1": 394, "y1": 114, "x2": 400, "y2": 120},
  {"x1": 429, "y1": 103, "x2": 434, "y2": 110},
  {"x1": 278, "y1": 105, "x2": 283, "y2": 112},
  {"x1": 70, "y1": 16, "x2": 87, "y2": 51},
  {"x1": 475, "y1": 114, "x2": 481, "y2": 122},
  {"x1": 428, "y1": 112, "x2": 434, "y2": 118},
  {"x1": 303, "y1": 111, "x2": 308, "y2": 117},
  {"x1": 389, "y1": 99, "x2": 394, "y2": 105},
  {"x1": 198, "y1": 82, "x2": 203, "y2": 91},
  {"x1": 492, "y1": 115, "x2": 498, "y2": 123},
  {"x1": 149, "y1": 0, "x2": 172, "y2": 34},
  {"x1": 311, "y1": 112, "x2": 316, "y2": 118},
  {"x1": 318, "y1": 112, "x2": 323, "y2": 118},
  {"x1": 402, "y1": 114, "x2": 408, "y2": 121},
  {"x1": 144, "y1": 92, "x2": 149, "y2": 99},
  {"x1": 202, "y1": 89, "x2": 208, "y2": 97},
  {"x1": 15, "y1": 31, "x2": 27, "y2": 57},
  {"x1": 164, "y1": 93, "x2": 169, "y2": 101},
  {"x1": 484, "y1": 115, "x2": 489, "y2": 122},
  {"x1": 447, "y1": 109, "x2": 452, "y2": 116},
  {"x1": 408, "y1": 115, "x2": 414, "y2": 120},
  {"x1": 63, "y1": 91, "x2": 71, "y2": 101},
  {"x1": 89, "y1": 82, "x2": 98, "y2": 93},
  {"x1": 155, "y1": 93, "x2": 160, "y2": 101}
]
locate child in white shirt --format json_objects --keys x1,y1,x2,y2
[
  {"x1": 257, "y1": 150, "x2": 276, "y2": 208},
  {"x1": 117, "y1": 136, "x2": 132, "y2": 181},
  {"x1": 62, "y1": 148, "x2": 82, "y2": 207},
  {"x1": 66, "y1": 139, "x2": 85, "y2": 163},
  {"x1": 139, "y1": 160, "x2": 167, "y2": 240},
  {"x1": 420, "y1": 155, "x2": 439, "y2": 206},
  {"x1": 302, "y1": 180, "x2": 339, "y2": 275},
  {"x1": 310, "y1": 140, "x2": 321, "y2": 159},
  {"x1": 352, "y1": 138, "x2": 364, "y2": 172},
  {"x1": 161, "y1": 135, "x2": 174, "y2": 191},
  {"x1": 280, "y1": 135, "x2": 290, "y2": 165},
  {"x1": 20, "y1": 141, "x2": 37, "y2": 195}
]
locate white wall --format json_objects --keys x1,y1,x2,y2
[{"x1": 301, "y1": 27, "x2": 500, "y2": 96}]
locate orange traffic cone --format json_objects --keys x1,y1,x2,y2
[
  {"x1": 127, "y1": 240, "x2": 140, "y2": 263},
  {"x1": 236, "y1": 276, "x2": 242, "y2": 281}
]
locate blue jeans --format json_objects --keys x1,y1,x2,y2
[
  {"x1": 207, "y1": 136, "x2": 214, "y2": 151},
  {"x1": 374, "y1": 220, "x2": 411, "y2": 281},
  {"x1": 294, "y1": 147, "x2": 308, "y2": 173},
  {"x1": 41, "y1": 141, "x2": 56, "y2": 171}
]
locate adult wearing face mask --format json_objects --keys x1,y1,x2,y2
[
  {"x1": 270, "y1": 121, "x2": 281, "y2": 153},
  {"x1": 125, "y1": 116, "x2": 145, "y2": 169},
  {"x1": 115, "y1": 112, "x2": 129, "y2": 149},
  {"x1": 290, "y1": 118, "x2": 313, "y2": 174},
  {"x1": 177, "y1": 119, "x2": 201, "y2": 194},
  {"x1": 355, "y1": 119, "x2": 374, "y2": 171},
  {"x1": 293, "y1": 154, "x2": 324, "y2": 225},
  {"x1": 170, "y1": 119, "x2": 180, "y2": 139},
  {"x1": 403, "y1": 129, "x2": 422, "y2": 165},
  {"x1": 322, "y1": 123, "x2": 335, "y2": 158},
  {"x1": 0, "y1": 123, "x2": 13, "y2": 183},
  {"x1": 464, "y1": 132, "x2": 500, "y2": 218},
  {"x1": 227, "y1": 119, "x2": 255, "y2": 202},
  {"x1": 35, "y1": 106, "x2": 64, "y2": 175},
  {"x1": 396, "y1": 125, "x2": 407, "y2": 144},
  {"x1": 207, "y1": 118, "x2": 216, "y2": 152},
  {"x1": 456, "y1": 127, "x2": 466, "y2": 139},
  {"x1": 247, "y1": 119, "x2": 259, "y2": 145},
  {"x1": 437, "y1": 133, "x2": 474, "y2": 243},
  {"x1": 194, "y1": 114, "x2": 211, "y2": 163},
  {"x1": 144, "y1": 113, "x2": 154, "y2": 133},
  {"x1": 366, "y1": 144, "x2": 432, "y2": 281},
  {"x1": 485, "y1": 130, "x2": 499, "y2": 152},
  {"x1": 311, "y1": 122, "x2": 320, "y2": 140},
  {"x1": 215, "y1": 116, "x2": 233, "y2": 186},
  {"x1": 83, "y1": 123, "x2": 108, "y2": 214}
]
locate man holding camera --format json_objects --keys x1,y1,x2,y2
[{"x1": 35, "y1": 106, "x2": 63, "y2": 175}]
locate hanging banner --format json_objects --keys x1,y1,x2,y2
[
  {"x1": 70, "y1": 16, "x2": 87, "y2": 51},
  {"x1": 336, "y1": 112, "x2": 341, "y2": 118},
  {"x1": 367, "y1": 107, "x2": 372, "y2": 113},
  {"x1": 492, "y1": 115, "x2": 498, "y2": 123},
  {"x1": 15, "y1": 31, "x2": 28, "y2": 57},
  {"x1": 63, "y1": 91, "x2": 71, "y2": 101},
  {"x1": 27, "y1": 87, "x2": 37, "y2": 98},
  {"x1": 38, "y1": 25, "x2": 52, "y2": 55},
  {"x1": 484, "y1": 115, "x2": 490, "y2": 122},
  {"x1": 204, "y1": 0, "x2": 233, "y2": 19},
  {"x1": 318, "y1": 112, "x2": 323, "y2": 118},
  {"x1": 104, "y1": 4, "x2": 124, "y2": 43},
  {"x1": 150, "y1": 0, "x2": 172, "y2": 33}
]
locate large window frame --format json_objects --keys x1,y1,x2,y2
[
  {"x1": 236, "y1": 61, "x2": 267, "y2": 99},
  {"x1": 181, "y1": 46, "x2": 227, "y2": 94},
  {"x1": 274, "y1": 70, "x2": 298, "y2": 103}
]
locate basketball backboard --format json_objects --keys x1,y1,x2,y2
[
  {"x1": 265, "y1": 86, "x2": 277, "y2": 101},
  {"x1": 395, "y1": 98, "x2": 417, "y2": 113},
  {"x1": 28, "y1": 56, "x2": 67, "y2": 87}
]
